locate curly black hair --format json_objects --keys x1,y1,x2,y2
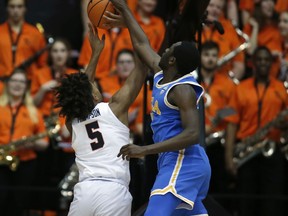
[{"x1": 54, "y1": 72, "x2": 95, "y2": 121}]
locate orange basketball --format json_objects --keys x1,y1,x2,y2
[{"x1": 87, "y1": 0, "x2": 115, "y2": 29}]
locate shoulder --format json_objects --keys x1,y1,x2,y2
[
  {"x1": 169, "y1": 83, "x2": 198, "y2": 103},
  {"x1": 150, "y1": 15, "x2": 165, "y2": 26},
  {"x1": 215, "y1": 73, "x2": 235, "y2": 87},
  {"x1": 238, "y1": 77, "x2": 253, "y2": 88},
  {"x1": 270, "y1": 78, "x2": 287, "y2": 91},
  {"x1": 32, "y1": 66, "x2": 51, "y2": 80},
  {"x1": 0, "y1": 22, "x2": 7, "y2": 31},
  {"x1": 23, "y1": 22, "x2": 43, "y2": 35}
]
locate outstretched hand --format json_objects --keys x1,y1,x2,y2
[
  {"x1": 117, "y1": 144, "x2": 147, "y2": 160},
  {"x1": 88, "y1": 23, "x2": 105, "y2": 53},
  {"x1": 103, "y1": 10, "x2": 126, "y2": 29}
]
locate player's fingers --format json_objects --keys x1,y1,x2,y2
[
  {"x1": 117, "y1": 145, "x2": 129, "y2": 157},
  {"x1": 105, "y1": 11, "x2": 120, "y2": 19},
  {"x1": 103, "y1": 15, "x2": 118, "y2": 23}
]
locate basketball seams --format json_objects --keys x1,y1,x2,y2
[
  {"x1": 97, "y1": 1, "x2": 110, "y2": 27},
  {"x1": 88, "y1": 0, "x2": 104, "y2": 16}
]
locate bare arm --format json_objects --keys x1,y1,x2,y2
[
  {"x1": 118, "y1": 84, "x2": 200, "y2": 158},
  {"x1": 81, "y1": 0, "x2": 89, "y2": 38},
  {"x1": 227, "y1": 0, "x2": 239, "y2": 26},
  {"x1": 109, "y1": 55, "x2": 148, "y2": 126},
  {"x1": 33, "y1": 80, "x2": 58, "y2": 106},
  {"x1": 107, "y1": 0, "x2": 161, "y2": 72},
  {"x1": 225, "y1": 122, "x2": 238, "y2": 175},
  {"x1": 232, "y1": 61, "x2": 245, "y2": 80},
  {"x1": 85, "y1": 23, "x2": 105, "y2": 82}
]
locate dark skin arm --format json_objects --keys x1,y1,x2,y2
[
  {"x1": 85, "y1": 23, "x2": 105, "y2": 82},
  {"x1": 118, "y1": 84, "x2": 200, "y2": 159},
  {"x1": 109, "y1": 55, "x2": 147, "y2": 127},
  {"x1": 107, "y1": 0, "x2": 161, "y2": 72},
  {"x1": 65, "y1": 23, "x2": 104, "y2": 131}
]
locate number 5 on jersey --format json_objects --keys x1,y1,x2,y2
[{"x1": 85, "y1": 121, "x2": 104, "y2": 151}]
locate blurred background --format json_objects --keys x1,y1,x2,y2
[{"x1": 0, "y1": 0, "x2": 288, "y2": 216}]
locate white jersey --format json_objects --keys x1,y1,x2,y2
[{"x1": 71, "y1": 102, "x2": 130, "y2": 187}]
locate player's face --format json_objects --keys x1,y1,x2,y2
[
  {"x1": 254, "y1": 50, "x2": 272, "y2": 77},
  {"x1": 50, "y1": 41, "x2": 69, "y2": 68},
  {"x1": 207, "y1": 0, "x2": 224, "y2": 21},
  {"x1": 138, "y1": 0, "x2": 157, "y2": 14},
  {"x1": 116, "y1": 53, "x2": 135, "y2": 80},
  {"x1": 279, "y1": 12, "x2": 288, "y2": 37},
  {"x1": 7, "y1": 0, "x2": 26, "y2": 23},
  {"x1": 159, "y1": 42, "x2": 181, "y2": 70},
  {"x1": 7, "y1": 72, "x2": 27, "y2": 98},
  {"x1": 201, "y1": 48, "x2": 218, "y2": 72}
]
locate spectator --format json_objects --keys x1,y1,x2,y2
[
  {"x1": 31, "y1": 38, "x2": 77, "y2": 118},
  {"x1": 278, "y1": 11, "x2": 288, "y2": 82},
  {"x1": 225, "y1": 46, "x2": 288, "y2": 216},
  {"x1": 0, "y1": 69, "x2": 48, "y2": 216},
  {"x1": 0, "y1": 0, "x2": 47, "y2": 78},
  {"x1": 99, "y1": 49, "x2": 144, "y2": 133},
  {"x1": 200, "y1": 41, "x2": 236, "y2": 198},
  {"x1": 244, "y1": 0, "x2": 282, "y2": 77},
  {"x1": 202, "y1": 0, "x2": 245, "y2": 79}
]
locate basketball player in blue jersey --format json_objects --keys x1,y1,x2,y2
[
  {"x1": 54, "y1": 23, "x2": 147, "y2": 216},
  {"x1": 107, "y1": 1, "x2": 211, "y2": 215}
]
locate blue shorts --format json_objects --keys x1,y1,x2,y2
[{"x1": 150, "y1": 145, "x2": 211, "y2": 213}]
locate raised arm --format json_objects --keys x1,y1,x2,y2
[
  {"x1": 107, "y1": 0, "x2": 161, "y2": 72},
  {"x1": 109, "y1": 55, "x2": 147, "y2": 127},
  {"x1": 85, "y1": 23, "x2": 105, "y2": 81}
]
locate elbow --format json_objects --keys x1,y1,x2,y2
[{"x1": 184, "y1": 128, "x2": 199, "y2": 147}]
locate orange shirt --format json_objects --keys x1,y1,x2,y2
[
  {"x1": 78, "y1": 13, "x2": 165, "y2": 79},
  {"x1": 244, "y1": 23, "x2": 282, "y2": 77},
  {"x1": 0, "y1": 81, "x2": 3, "y2": 95},
  {"x1": 100, "y1": 74, "x2": 143, "y2": 131},
  {"x1": 200, "y1": 18, "x2": 245, "y2": 75},
  {"x1": 201, "y1": 73, "x2": 236, "y2": 132},
  {"x1": 136, "y1": 84, "x2": 153, "y2": 125},
  {"x1": 30, "y1": 66, "x2": 77, "y2": 117},
  {"x1": 0, "y1": 104, "x2": 46, "y2": 161},
  {"x1": 78, "y1": 28, "x2": 132, "y2": 79},
  {"x1": 227, "y1": 77, "x2": 288, "y2": 140},
  {"x1": 0, "y1": 22, "x2": 47, "y2": 78},
  {"x1": 127, "y1": 0, "x2": 138, "y2": 12},
  {"x1": 134, "y1": 12, "x2": 166, "y2": 52},
  {"x1": 239, "y1": 0, "x2": 288, "y2": 13},
  {"x1": 58, "y1": 116, "x2": 73, "y2": 153}
]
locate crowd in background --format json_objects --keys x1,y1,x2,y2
[{"x1": 0, "y1": 0, "x2": 288, "y2": 216}]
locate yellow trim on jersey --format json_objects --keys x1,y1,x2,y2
[
  {"x1": 170, "y1": 150, "x2": 185, "y2": 184},
  {"x1": 150, "y1": 186, "x2": 195, "y2": 210},
  {"x1": 151, "y1": 185, "x2": 176, "y2": 195},
  {"x1": 150, "y1": 150, "x2": 195, "y2": 209}
]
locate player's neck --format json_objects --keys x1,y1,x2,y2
[
  {"x1": 8, "y1": 19, "x2": 24, "y2": 32},
  {"x1": 162, "y1": 68, "x2": 179, "y2": 84}
]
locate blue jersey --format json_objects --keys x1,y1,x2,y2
[
  {"x1": 151, "y1": 71, "x2": 204, "y2": 152},
  {"x1": 149, "y1": 71, "x2": 211, "y2": 212}
]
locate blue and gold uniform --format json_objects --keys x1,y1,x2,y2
[{"x1": 149, "y1": 71, "x2": 211, "y2": 215}]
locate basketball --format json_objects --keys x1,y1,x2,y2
[{"x1": 87, "y1": 0, "x2": 115, "y2": 29}]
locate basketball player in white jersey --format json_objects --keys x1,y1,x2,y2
[{"x1": 54, "y1": 24, "x2": 147, "y2": 216}]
